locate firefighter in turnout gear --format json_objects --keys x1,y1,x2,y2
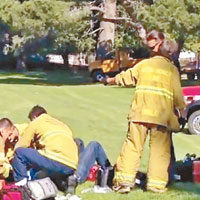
[
  {"x1": 103, "y1": 39, "x2": 185, "y2": 193},
  {"x1": 12, "y1": 105, "x2": 78, "y2": 186}
]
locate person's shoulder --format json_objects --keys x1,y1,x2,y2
[
  {"x1": 15, "y1": 123, "x2": 28, "y2": 128},
  {"x1": 151, "y1": 55, "x2": 167, "y2": 61},
  {"x1": 152, "y1": 56, "x2": 175, "y2": 66},
  {"x1": 137, "y1": 57, "x2": 150, "y2": 64},
  {"x1": 15, "y1": 123, "x2": 28, "y2": 135},
  {"x1": 132, "y1": 58, "x2": 149, "y2": 69},
  {"x1": 39, "y1": 113, "x2": 59, "y2": 123},
  {"x1": 31, "y1": 113, "x2": 50, "y2": 124},
  {"x1": 38, "y1": 113, "x2": 49, "y2": 119},
  {"x1": 137, "y1": 56, "x2": 162, "y2": 65}
]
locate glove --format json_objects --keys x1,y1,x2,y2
[
  {"x1": 178, "y1": 117, "x2": 186, "y2": 130},
  {"x1": 99, "y1": 76, "x2": 108, "y2": 85},
  {"x1": 0, "y1": 162, "x2": 11, "y2": 178}
]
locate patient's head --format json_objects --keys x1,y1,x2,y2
[{"x1": 0, "y1": 118, "x2": 18, "y2": 143}]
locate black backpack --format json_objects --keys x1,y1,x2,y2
[{"x1": 174, "y1": 153, "x2": 199, "y2": 182}]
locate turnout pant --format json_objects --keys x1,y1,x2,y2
[{"x1": 113, "y1": 122, "x2": 171, "y2": 190}]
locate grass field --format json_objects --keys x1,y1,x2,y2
[{"x1": 0, "y1": 70, "x2": 200, "y2": 200}]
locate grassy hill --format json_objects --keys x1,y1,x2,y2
[{"x1": 0, "y1": 70, "x2": 200, "y2": 200}]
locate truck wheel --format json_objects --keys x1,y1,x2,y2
[
  {"x1": 187, "y1": 73, "x2": 195, "y2": 80},
  {"x1": 196, "y1": 72, "x2": 200, "y2": 80},
  {"x1": 188, "y1": 110, "x2": 200, "y2": 135},
  {"x1": 91, "y1": 70, "x2": 105, "y2": 82}
]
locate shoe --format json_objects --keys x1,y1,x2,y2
[
  {"x1": 112, "y1": 184, "x2": 132, "y2": 194},
  {"x1": 67, "y1": 174, "x2": 78, "y2": 195},
  {"x1": 15, "y1": 178, "x2": 28, "y2": 186},
  {"x1": 147, "y1": 187, "x2": 167, "y2": 193},
  {"x1": 66, "y1": 193, "x2": 82, "y2": 200}
]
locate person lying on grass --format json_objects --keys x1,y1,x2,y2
[{"x1": 0, "y1": 118, "x2": 27, "y2": 187}]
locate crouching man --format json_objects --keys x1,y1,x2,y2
[{"x1": 12, "y1": 106, "x2": 79, "y2": 188}]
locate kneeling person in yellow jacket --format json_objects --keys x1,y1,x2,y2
[{"x1": 12, "y1": 105, "x2": 78, "y2": 189}]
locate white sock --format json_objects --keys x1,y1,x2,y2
[{"x1": 15, "y1": 178, "x2": 28, "y2": 186}]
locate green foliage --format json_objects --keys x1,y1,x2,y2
[
  {"x1": 114, "y1": 5, "x2": 142, "y2": 50},
  {"x1": 1, "y1": 0, "x2": 199, "y2": 55},
  {"x1": 0, "y1": 0, "x2": 95, "y2": 54},
  {"x1": 114, "y1": 26, "x2": 139, "y2": 49},
  {"x1": 135, "y1": 0, "x2": 200, "y2": 51}
]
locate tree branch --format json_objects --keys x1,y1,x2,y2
[
  {"x1": 101, "y1": 16, "x2": 147, "y2": 41},
  {"x1": 90, "y1": 1, "x2": 147, "y2": 44},
  {"x1": 82, "y1": 27, "x2": 104, "y2": 37},
  {"x1": 101, "y1": 17, "x2": 141, "y2": 29},
  {"x1": 89, "y1": 27, "x2": 104, "y2": 35},
  {"x1": 101, "y1": 17, "x2": 129, "y2": 24},
  {"x1": 90, "y1": 6, "x2": 105, "y2": 14}
]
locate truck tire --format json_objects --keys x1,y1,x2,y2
[
  {"x1": 187, "y1": 73, "x2": 195, "y2": 80},
  {"x1": 91, "y1": 70, "x2": 105, "y2": 82},
  {"x1": 188, "y1": 110, "x2": 200, "y2": 135},
  {"x1": 197, "y1": 72, "x2": 200, "y2": 80}
]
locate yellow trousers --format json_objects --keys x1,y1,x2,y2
[{"x1": 113, "y1": 122, "x2": 171, "y2": 190}]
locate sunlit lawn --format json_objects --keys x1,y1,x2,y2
[{"x1": 0, "y1": 70, "x2": 200, "y2": 200}]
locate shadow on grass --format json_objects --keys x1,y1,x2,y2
[
  {"x1": 180, "y1": 128, "x2": 192, "y2": 135},
  {"x1": 171, "y1": 182, "x2": 200, "y2": 195},
  {"x1": 182, "y1": 80, "x2": 200, "y2": 87},
  {"x1": 0, "y1": 69, "x2": 93, "y2": 86},
  {"x1": 1, "y1": 70, "x2": 198, "y2": 87}
]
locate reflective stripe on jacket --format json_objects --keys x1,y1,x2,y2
[
  {"x1": 115, "y1": 56, "x2": 185, "y2": 131},
  {"x1": 16, "y1": 114, "x2": 78, "y2": 169}
]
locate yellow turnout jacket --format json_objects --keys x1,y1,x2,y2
[
  {"x1": 0, "y1": 123, "x2": 28, "y2": 178},
  {"x1": 115, "y1": 56, "x2": 185, "y2": 131},
  {"x1": 16, "y1": 114, "x2": 78, "y2": 169}
]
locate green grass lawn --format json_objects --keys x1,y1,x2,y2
[{"x1": 0, "y1": 70, "x2": 200, "y2": 200}]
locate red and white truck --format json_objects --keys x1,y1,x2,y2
[{"x1": 182, "y1": 86, "x2": 200, "y2": 135}]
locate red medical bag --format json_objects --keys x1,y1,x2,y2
[
  {"x1": 0, "y1": 183, "x2": 28, "y2": 200},
  {"x1": 193, "y1": 160, "x2": 200, "y2": 184},
  {"x1": 86, "y1": 165, "x2": 100, "y2": 182}
]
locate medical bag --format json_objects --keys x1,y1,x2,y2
[{"x1": 0, "y1": 183, "x2": 29, "y2": 200}]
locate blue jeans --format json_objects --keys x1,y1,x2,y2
[
  {"x1": 74, "y1": 138, "x2": 85, "y2": 156},
  {"x1": 76, "y1": 141, "x2": 110, "y2": 183},
  {"x1": 12, "y1": 147, "x2": 75, "y2": 182}
]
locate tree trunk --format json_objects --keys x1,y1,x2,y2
[
  {"x1": 96, "y1": 0, "x2": 116, "y2": 59},
  {"x1": 98, "y1": 0, "x2": 116, "y2": 45}
]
